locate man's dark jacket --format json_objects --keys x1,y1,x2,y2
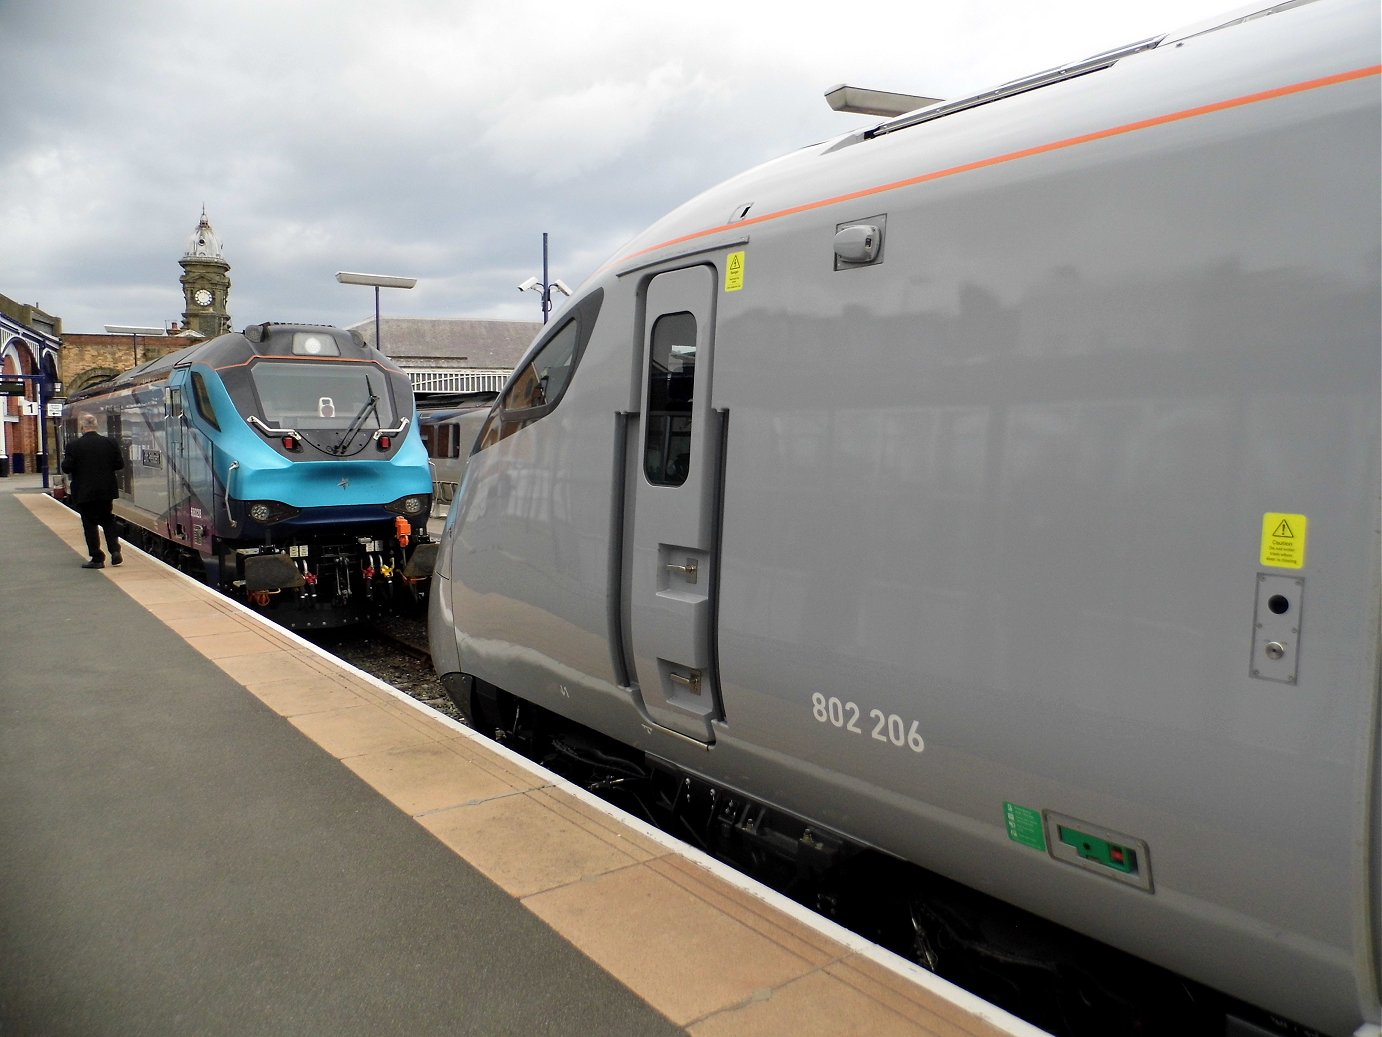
[{"x1": 61, "y1": 431, "x2": 124, "y2": 504}]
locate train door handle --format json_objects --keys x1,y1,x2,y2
[
  {"x1": 669, "y1": 670, "x2": 703, "y2": 695},
  {"x1": 666, "y1": 558, "x2": 698, "y2": 584}
]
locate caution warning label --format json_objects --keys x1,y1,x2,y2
[
  {"x1": 724, "y1": 251, "x2": 746, "y2": 293},
  {"x1": 1260, "y1": 512, "x2": 1308, "y2": 569}
]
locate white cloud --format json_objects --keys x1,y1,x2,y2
[
  {"x1": 478, "y1": 63, "x2": 726, "y2": 184},
  {"x1": 1, "y1": 0, "x2": 1232, "y2": 332}
]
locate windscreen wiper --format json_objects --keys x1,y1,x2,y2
[{"x1": 334, "y1": 377, "x2": 379, "y2": 455}]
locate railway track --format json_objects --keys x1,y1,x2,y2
[{"x1": 312, "y1": 616, "x2": 464, "y2": 724}]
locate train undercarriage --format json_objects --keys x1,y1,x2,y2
[
  {"x1": 446, "y1": 676, "x2": 1318, "y2": 1037},
  {"x1": 119, "y1": 519, "x2": 437, "y2": 629}
]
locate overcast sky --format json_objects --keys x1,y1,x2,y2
[{"x1": 4, "y1": 0, "x2": 1227, "y2": 336}]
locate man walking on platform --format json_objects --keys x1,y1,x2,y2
[{"x1": 61, "y1": 414, "x2": 124, "y2": 569}]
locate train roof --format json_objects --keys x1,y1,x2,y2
[
  {"x1": 602, "y1": 0, "x2": 1345, "y2": 275},
  {"x1": 69, "y1": 324, "x2": 387, "y2": 401}
]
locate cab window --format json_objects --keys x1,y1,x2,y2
[
  {"x1": 479, "y1": 289, "x2": 602, "y2": 450},
  {"x1": 191, "y1": 371, "x2": 220, "y2": 429}
]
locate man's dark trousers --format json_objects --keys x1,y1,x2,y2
[{"x1": 76, "y1": 499, "x2": 120, "y2": 562}]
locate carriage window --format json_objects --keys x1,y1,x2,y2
[{"x1": 643, "y1": 311, "x2": 696, "y2": 486}]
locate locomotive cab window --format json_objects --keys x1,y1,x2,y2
[
  {"x1": 508, "y1": 319, "x2": 578, "y2": 412},
  {"x1": 478, "y1": 289, "x2": 604, "y2": 450},
  {"x1": 190, "y1": 371, "x2": 220, "y2": 430},
  {"x1": 643, "y1": 311, "x2": 696, "y2": 487}
]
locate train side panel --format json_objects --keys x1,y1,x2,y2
[
  {"x1": 437, "y1": 293, "x2": 636, "y2": 715},
  {"x1": 90, "y1": 382, "x2": 173, "y2": 538},
  {"x1": 704, "y1": 13, "x2": 1381, "y2": 1034}
]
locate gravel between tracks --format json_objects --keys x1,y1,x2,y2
[{"x1": 312, "y1": 615, "x2": 467, "y2": 725}]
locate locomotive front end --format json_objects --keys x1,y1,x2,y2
[
  {"x1": 210, "y1": 324, "x2": 436, "y2": 626},
  {"x1": 64, "y1": 323, "x2": 438, "y2": 629}
]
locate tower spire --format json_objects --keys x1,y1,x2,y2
[{"x1": 179, "y1": 209, "x2": 231, "y2": 336}]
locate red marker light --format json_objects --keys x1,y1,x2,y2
[
  {"x1": 377, "y1": 436, "x2": 391, "y2": 450},
  {"x1": 282, "y1": 436, "x2": 299, "y2": 451}
]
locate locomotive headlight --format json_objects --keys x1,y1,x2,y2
[
  {"x1": 245, "y1": 500, "x2": 301, "y2": 524},
  {"x1": 385, "y1": 494, "x2": 430, "y2": 518},
  {"x1": 290, "y1": 331, "x2": 340, "y2": 356}
]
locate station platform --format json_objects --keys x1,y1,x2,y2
[{"x1": 0, "y1": 474, "x2": 1046, "y2": 1037}]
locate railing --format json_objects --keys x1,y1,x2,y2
[{"x1": 408, "y1": 369, "x2": 509, "y2": 394}]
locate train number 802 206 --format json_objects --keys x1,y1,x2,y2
[{"x1": 810, "y1": 693, "x2": 925, "y2": 753}]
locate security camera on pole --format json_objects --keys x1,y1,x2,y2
[{"x1": 518, "y1": 233, "x2": 571, "y2": 324}]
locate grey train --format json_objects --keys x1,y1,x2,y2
[{"x1": 429, "y1": 1, "x2": 1381, "y2": 1033}]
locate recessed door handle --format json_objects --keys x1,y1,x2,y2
[
  {"x1": 669, "y1": 670, "x2": 702, "y2": 695},
  {"x1": 666, "y1": 558, "x2": 698, "y2": 584}
]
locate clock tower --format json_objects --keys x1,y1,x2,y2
[{"x1": 179, "y1": 208, "x2": 232, "y2": 338}]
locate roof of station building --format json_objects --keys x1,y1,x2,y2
[{"x1": 346, "y1": 316, "x2": 541, "y2": 370}]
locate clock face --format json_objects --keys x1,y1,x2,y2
[{"x1": 193, "y1": 289, "x2": 213, "y2": 306}]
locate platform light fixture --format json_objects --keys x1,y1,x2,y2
[
  {"x1": 335, "y1": 271, "x2": 418, "y2": 353},
  {"x1": 104, "y1": 325, "x2": 166, "y2": 368}
]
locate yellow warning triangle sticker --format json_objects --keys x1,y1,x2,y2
[
  {"x1": 724, "y1": 250, "x2": 746, "y2": 292},
  {"x1": 1261, "y1": 512, "x2": 1307, "y2": 569}
]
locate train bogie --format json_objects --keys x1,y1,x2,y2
[{"x1": 430, "y1": 3, "x2": 1381, "y2": 1034}]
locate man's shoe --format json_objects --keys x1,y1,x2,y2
[
  {"x1": 81, "y1": 559, "x2": 105, "y2": 569},
  {"x1": 111, "y1": 552, "x2": 123, "y2": 566}
]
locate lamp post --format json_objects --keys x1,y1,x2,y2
[
  {"x1": 335, "y1": 271, "x2": 418, "y2": 353},
  {"x1": 518, "y1": 232, "x2": 571, "y2": 324},
  {"x1": 105, "y1": 324, "x2": 166, "y2": 368}
]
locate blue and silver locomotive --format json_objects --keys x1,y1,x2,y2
[{"x1": 65, "y1": 322, "x2": 436, "y2": 627}]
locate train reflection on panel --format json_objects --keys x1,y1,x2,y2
[
  {"x1": 65, "y1": 323, "x2": 436, "y2": 628},
  {"x1": 418, "y1": 400, "x2": 494, "y2": 511},
  {"x1": 428, "y1": 2, "x2": 1382, "y2": 1036}
]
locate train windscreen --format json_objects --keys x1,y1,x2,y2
[{"x1": 248, "y1": 361, "x2": 398, "y2": 430}]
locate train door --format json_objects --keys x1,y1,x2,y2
[
  {"x1": 164, "y1": 386, "x2": 191, "y2": 544},
  {"x1": 104, "y1": 410, "x2": 132, "y2": 498},
  {"x1": 621, "y1": 265, "x2": 725, "y2": 743}
]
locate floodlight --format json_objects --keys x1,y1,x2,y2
[
  {"x1": 334, "y1": 271, "x2": 417, "y2": 353},
  {"x1": 104, "y1": 325, "x2": 165, "y2": 335},
  {"x1": 335, "y1": 271, "x2": 418, "y2": 289}
]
